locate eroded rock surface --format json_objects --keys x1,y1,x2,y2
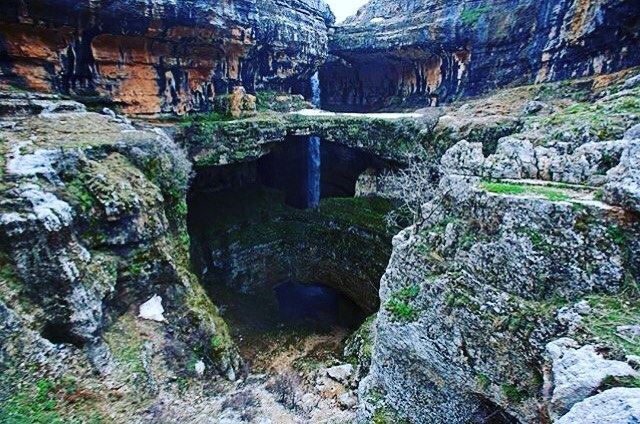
[
  {"x1": 0, "y1": 0, "x2": 334, "y2": 114},
  {"x1": 322, "y1": 0, "x2": 640, "y2": 111}
]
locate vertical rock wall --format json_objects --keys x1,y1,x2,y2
[
  {"x1": 323, "y1": 0, "x2": 640, "y2": 112},
  {"x1": 0, "y1": 0, "x2": 334, "y2": 114}
]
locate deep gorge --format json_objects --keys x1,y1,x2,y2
[{"x1": 1, "y1": 0, "x2": 640, "y2": 423}]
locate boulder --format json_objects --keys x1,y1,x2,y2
[
  {"x1": 326, "y1": 364, "x2": 354, "y2": 385},
  {"x1": 546, "y1": 338, "x2": 638, "y2": 418},
  {"x1": 484, "y1": 137, "x2": 537, "y2": 179},
  {"x1": 440, "y1": 141, "x2": 485, "y2": 176},
  {"x1": 624, "y1": 123, "x2": 640, "y2": 140},
  {"x1": 556, "y1": 388, "x2": 640, "y2": 424},
  {"x1": 604, "y1": 140, "x2": 640, "y2": 212}
]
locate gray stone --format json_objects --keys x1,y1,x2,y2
[
  {"x1": 556, "y1": 388, "x2": 640, "y2": 424},
  {"x1": 440, "y1": 141, "x2": 485, "y2": 176},
  {"x1": 624, "y1": 74, "x2": 640, "y2": 90},
  {"x1": 546, "y1": 338, "x2": 638, "y2": 418},
  {"x1": 326, "y1": 364, "x2": 354, "y2": 384},
  {"x1": 522, "y1": 100, "x2": 547, "y2": 115},
  {"x1": 625, "y1": 123, "x2": 640, "y2": 140},
  {"x1": 484, "y1": 137, "x2": 537, "y2": 179},
  {"x1": 605, "y1": 140, "x2": 640, "y2": 212},
  {"x1": 338, "y1": 392, "x2": 357, "y2": 409}
]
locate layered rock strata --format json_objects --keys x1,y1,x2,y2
[
  {"x1": 323, "y1": 0, "x2": 640, "y2": 111},
  {"x1": 0, "y1": 0, "x2": 334, "y2": 114}
]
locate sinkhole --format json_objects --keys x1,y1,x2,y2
[{"x1": 187, "y1": 136, "x2": 396, "y2": 354}]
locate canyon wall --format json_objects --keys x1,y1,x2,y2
[
  {"x1": 0, "y1": 0, "x2": 334, "y2": 114},
  {"x1": 322, "y1": 0, "x2": 640, "y2": 112}
]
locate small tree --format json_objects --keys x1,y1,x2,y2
[
  {"x1": 267, "y1": 372, "x2": 300, "y2": 410},
  {"x1": 381, "y1": 159, "x2": 445, "y2": 232}
]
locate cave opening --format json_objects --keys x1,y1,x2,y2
[{"x1": 187, "y1": 137, "x2": 395, "y2": 359}]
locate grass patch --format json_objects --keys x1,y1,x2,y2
[
  {"x1": 481, "y1": 181, "x2": 571, "y2": 202},
  {"x1": 501, "y1": 384, "x2": 528, "y2": 403},
  {"x1": 386, "y1": 285, "x2": 420, "y2": 321},
  {"x1": 601, "y1": 375, "x2": 640, "y2": 390},
  {"x1": 582, "y1": 295, "x2": 640, "y2": 356},
  {"x1": 0, "y1": 379, "x2": 63, "y2": 424}
]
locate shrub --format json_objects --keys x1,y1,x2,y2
[
  {"x1": 221, "y1": 390, "x2": 261, "y2": 421},
  {"x1": 266, "y1": 372, "x2": 300, "y2": 410}
]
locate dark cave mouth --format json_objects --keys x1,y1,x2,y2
[
  {"x1": 275, "y1": 281, "x2": 366, "y2": 331},
  {"x1": 187, "y1": 137, "x2": 395, "y2": 343}
]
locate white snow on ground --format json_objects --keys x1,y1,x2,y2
[
  {"x1": 292, "y1": 109, "x2": 424, "y2": 119},
  {"x1": 139, "y1": 295, "x2": 167, "y2": 322}
]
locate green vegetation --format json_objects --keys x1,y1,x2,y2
[
  {"x1": 372, "y1": 407, "x2": 410, "y2": 424},
  {"x1": 103, "y1": 315, "x2": 145, "y2": 376},
  {"x1": 319, "y1": 197, "x2": 394, "y2": 235},
  {"x1": 526, "y1": 85, "x2": 640, "y2": 143},
  {"x1": 607, "y1": 225, "x2": 627, "y2": 246},
  {"x1": 64, "y1": 178, "x2": 96, "y2": 213},
  {"x1": 386, "y1": 285, "x2": 420, "y2": 321},
  {"x1": 481, "y1": 181, "x2": 571, "y2": 202},
  {"x1": 501, "y1": 384, "x2": 528, "y2": 403},
  {"x1": 601, "y1": 375, "x2": 640, "y2": 390},
  {"x1": 0, "y1": 379, "x2": 63, "y2": 423},
  {"x1": 461, "y1": 6, "x2": 492, "y2": 26},
  {"x1": 476, "y1": 374, "x2": 491, "y2": 390},
  {"x1": 518, "y1": 228, "x2": 552, "y2": 252},
  {"x1": 582, "y1": 295, "x2": 640, "y2": 356}
]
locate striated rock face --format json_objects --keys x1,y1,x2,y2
[
  {"x1": 0, "y1": 0, "x2": 333, "y2": 114},
  {"x1": 322, "y1": 0, "x2": 640, "y2": 111}
]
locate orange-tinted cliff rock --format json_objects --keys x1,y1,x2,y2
[{"x1": 0, "y1": 0, "x2": 334, "y2": 115}]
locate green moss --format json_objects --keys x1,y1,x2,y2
[
  {"x1": 319, "y1": 197, "x2": 394, "y2": 235},
  {"x1": 0, "y1": 379, "x2": 63, "y2": 424},
  {"x1": 103, "y1": 315, "x2": 145, "y2": 376},
  {"x1": 386, "y1": 285, "x2": 420, "y2": 321},
  {"x1": 345, "y1": 315, "x2": 376, "y2": 366},
  {"x1": 501, "y1": 384, "x2": 528, "y2": 403},
  {"x1": 607, "y1": 225, "x2": 627, "y2": 246},
  {"x1": 63, "y1": 178, "x2": 96, "y2": 213},
  {"x1": 372, "y1": 407, "x2": 410, "y2": 424},
  {"x1": 476, "y1": 374, "x2": 491, "y2": 390},
  {"x1": 461, "y1": 6, "x2": 492, "y2": 26}
]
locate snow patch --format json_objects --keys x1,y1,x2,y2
[{"x1": 139, "y1": 295, "x2": 167, "y2": 322}]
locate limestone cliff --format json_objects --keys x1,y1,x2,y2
[
  {"x1": 0, "y1": 0, "x2": 334, "y2": 114},
  {"x1": 322, "y1": 0, "x2": 640, "y2": 111},
  {"x1": 355, "y1": 69, "x2": 640, "y2": 423}
]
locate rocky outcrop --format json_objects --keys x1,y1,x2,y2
[
  {"x1": 180, "y1": 111, "x2": 438, "y2": 166},
  {"x1": 0, "y1": 92, "x2": 240, "y2": 384},
  {"x1": 322, "y1": 0, "x2": 640, "y2": 111},
  {"x1": 356, "y1": 72, "x2": 640, "y2": 423},
  {"x1": 556, "y1": 388, "x2": 640, "y2": 424},
  {"x1": 0, "y1": 0, "x2": 333, "y2": 114}
]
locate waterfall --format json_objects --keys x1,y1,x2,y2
[
  {"x1": 311, "y1": 71, "x2": 321, "y2": 108},
  {"x1": 306, "y1": 136, "x2": 321, "y2": 209}
]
